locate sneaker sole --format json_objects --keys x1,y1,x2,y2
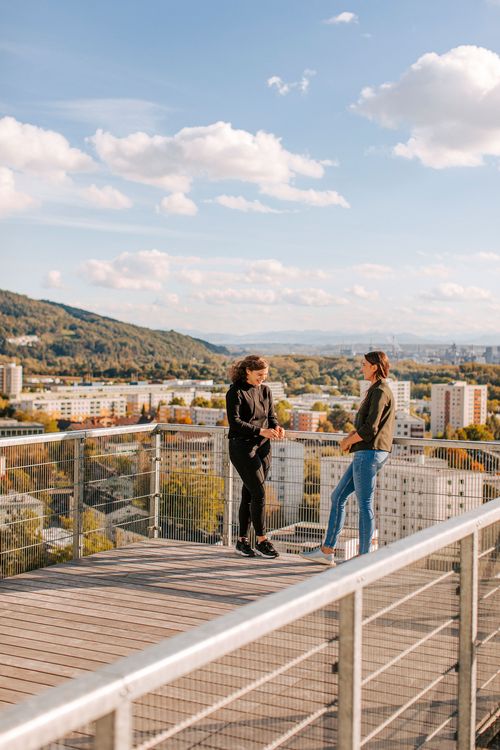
[
  {"x1": 299, "y1": 554, "x2": 335, "y2": 566},
  {"x1": 235, "y1": 549, "x2": 255, "y2": 557},
  {"x1": 255, "y1": 550, "x2": 279, "y2": 558}
]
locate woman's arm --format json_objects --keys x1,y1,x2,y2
[
  {"x1": 226, "y1": 388, "x2": 261, "y2": 437},
  {"x1": 266, "y1": 387, "x2": 285, "y2": 438},
  {"x1": 340, "y1": 389, "x2": 389, "y2": 451}
]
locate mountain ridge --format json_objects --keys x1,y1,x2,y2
[{"x1": 0, "y1": 289, "x2": 227, "y2": 378}]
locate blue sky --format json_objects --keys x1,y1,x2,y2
[{"x1": 1, "y1": 0, "x2": 500, "y2": 338}]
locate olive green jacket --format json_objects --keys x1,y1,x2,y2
[{"x1": 352, "y1": 380, "x2": 395, "y2": 452}]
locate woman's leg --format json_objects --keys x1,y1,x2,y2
[
  {"x1": 353, "y1": 451, "x2": 389, "y2": 554},
  {"x1": 323, "y1": 461, "x2": 355, "y2": 549},
  {"x1": 229, "y1": 442, "x2": 268, "y2": 538},
  {"x1": 238, "y1": 484, "x2": 252, "y2": 538}
]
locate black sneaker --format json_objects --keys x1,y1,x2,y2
[
  {"x1": 255, "y1": 539, "x2": 279, "y2": 558},
  {"x1": 235, "y1": 538, "x2": 255, "y2": 557}
]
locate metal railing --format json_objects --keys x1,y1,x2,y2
[
  {"x1": 0, "y1": 498, "x2": 498, "y2": 750},
  {"x1": 1, "y1": 424, "x2": 499, "y2": 577}
]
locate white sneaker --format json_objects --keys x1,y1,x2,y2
[{"x1": 300, "y1": 548, "x2": 336, "y2": 566}]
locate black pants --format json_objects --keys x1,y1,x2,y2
[{"x1": 229, "y1": 439, "x2": 271, "y2": 538}]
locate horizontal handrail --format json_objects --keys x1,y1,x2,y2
[
  {"x1": 0, "y1": 496, "x2": 498, "y2": 750},
  {"x1": 0, "y1": 421, "x2": 499, "y2": 450}
]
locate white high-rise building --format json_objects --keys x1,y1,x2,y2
[
  {"x1": 430, "y1": 382, "x2": 488, "y2": 436},
  {"x1": 232, "y1": 440, "x2": 305, "y2": 525},
  {"x1": 267, "y1": 381, "x2": 287, "y2": 403},
  {"x1": 320, "y1": 455, "x2": 484, "y2": 548},
  {"x1": 0, "y1": 363, "x2": 23, "y2": 399},
  {"x1": 393, "y1": 411, "x2": 426, "y2": 456},
  {"x1": 360, "y1": 378, "x2": 410, "y2": 413}
]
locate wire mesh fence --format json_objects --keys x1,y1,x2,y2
[
  {"x1": 131, "y1": 604, "x2": 339, "y2": 750},
  {"x1": 0, "y1": 500, "x2": 498, "y2": 750},
  {"x1": 0, "y1": 429, "x2": 156, "y2": 579},
  {"x1": 1, "y1": 426, "x2": 499, "y2": 582}
]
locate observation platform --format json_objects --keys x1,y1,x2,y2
[{"x1": 1, "y1": 538, "x2": 497, "y2": 749}]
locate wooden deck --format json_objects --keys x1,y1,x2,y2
[
  {"x1": 0, "y1": 540, "x2": 498, "y2": 749},
  {"x1": 0, "y1": 541, "x2": 316, "y2": 709}
]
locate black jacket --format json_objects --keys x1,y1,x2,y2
[
  {"x1": 352, "y1": 379, "x2": 395, "y2": 452},
  {"x1": 226, "y1": 381, "x2": 278, "y2": 443}
]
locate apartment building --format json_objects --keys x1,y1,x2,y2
[
  {"x1": 320, "y1": 455, "x2": 484, "y2": 548},
  {"x1": 430, "y1": 381, "x2": 488, "y2": 436},
  {"x1": 360, "y1": 378, "x2": 411, "y2": 413},
  {"x1": 14, "y1": 393, "x2": 127, "y2": 420},
  {"x1": 0, "y1": 363, "x2": 23, "y2": 399},
  {"x1": 231, "y1": 440, "x2": 305, "y2": 526},
  {"x1": 0, "y1": 418, "x2": 44, "y2": 437},
  {"x1": 290, "y1": 409, "x2": 327, "y2": 432}
]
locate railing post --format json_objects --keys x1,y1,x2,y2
[
  {"x1": 457, "y1": 531, "x2": 478, "y2": 750},
  {"x1": 149, "y1": 430, "x2": 161, "y2": 538},
  {"x1": 95, "y1": 703, "x2": 132, "y2": 750},
  {"x1": 338, "y1": 589, "x2": 362, "y2": 750},
  {"x1": 222, "y1": 434, "x2": 233, "y2": 547},
  {"x1": 72, "y1": 437, "x2": 85, "y2": 560}
]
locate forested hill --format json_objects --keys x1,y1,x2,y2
[{"x1": 0, "y1": 289, "x2": 228, "y2": 378}]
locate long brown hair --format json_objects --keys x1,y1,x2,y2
[
  {"x1": 229, "y1": 355, "x2": 269, "y2": 384},
  {"x1": 365, "y1": 351, "x2": 390, "y2": 379}
]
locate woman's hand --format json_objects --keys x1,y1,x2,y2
[
  {"x1": 260, "y1": 427, "x2": 280, "y2": 439},
  {"x1": 276, "y1": 426, "x2": 286, "y2": 439},
  {"x1": 340, "y1": 436, "x2": 352, "y2": 452},
  {"x1": 340, "y1": 431, "x2": 361, "y2": 452}
]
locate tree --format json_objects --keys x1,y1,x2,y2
[
  {"x1": 311, "y1": 401, "x2": 330, "y2": 412},
  {"x1": 210, "y1": 396, "x2": 225, "y2": 409},
  {"x1": 327, "y1": 406, "x2": 351, "y2": 431},
  {"x1": 275, "y1": 400, "x2": 291, "y2": 428},
  {"x1": 0, "y1": 509, "x2": 44, "y2": 577},
  {"x1": 161, "y1": 472, "x2": 224, "y2": 535},
  {"x1": 459, "y1": 424, "x2": 495, "y2": 442},
  {"x1": 191, "y1": 397, "x2": 211, "y2": 408},
  {"x1": 170, "y1": 396, "x2": 186, "y2": 406},
  {"x1": 60, "y1": 509, "x2": 114, "y2": 556}
]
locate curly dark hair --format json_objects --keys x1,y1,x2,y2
[
  {"x1": 229, "y1": 354, "x2": 269, "y2": 384},
  {"x1": 365, "y1": 351, "x2": 390, "y2": 379}
]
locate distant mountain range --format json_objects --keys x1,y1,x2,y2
[
  {"x1": 0, "y1": 289, "x2": 227, "y2": 377},
  {"x1": 178, "y1": 329, "x2": 500, "y2": 348}
]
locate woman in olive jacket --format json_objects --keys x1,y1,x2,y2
[
  {"x1": 226, "y1": 355, "x2": 285, "y2": 559},
  {"x1": 301, "y1": 351, "x2": 395, "y2": 566}
]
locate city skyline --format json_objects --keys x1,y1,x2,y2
[{"x1": 2, "y1": 1, "x2": 500, "y2": 337}]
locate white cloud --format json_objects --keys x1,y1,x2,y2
[
  {"x1": 194, "y1": 286, "x2": 346, "y2": 306},
  {"x1": 158, "y1": 193, "x2": 198, "y2": 216},
  {"x1": 83, "y1": 184, "x2": 132, "y2": 210},
  {"x1": 90, "y1": 121, "x2": 332, "y2": 196},
  {"x1": 352, "y1": 45, "x2": 500, "y2": 169},
  {"x1": 247, "y1": 259, "x2": 327, "y2": 283},
  {"x1": 261, "y1": 183, "x2": 350, "y2": 208},
  {"x1": 422, "y1": 282, "x2": 492, "y2": 300},
  {"x1": 352, "y1": 263, "x2": 392, "y2": 279},
  {"x1": 323, "y1": 12, "x2": 358, "y2": 25},
  {"x1": 213, "y1": 195, "x2": 282, "y2": 213},
  {"x1": 0, "y1": 116, "x2": 94, "y2": 181},
  {"x1": 80, "y1": 249, "x2": 170, "y2": 290},
  {"x1": 0, "y1": 167, "x2": 35, "y2": 217},
  {"x1": 346, "y1": 284, "x2": 379, "y2": 300},
  {"x1": 267, "y1": 69, "x2": 316, "y2": 96},
  {"x1": 43, "y1": 270, "x2": 63, "y2": 288}
]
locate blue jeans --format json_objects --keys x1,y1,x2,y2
[{"x1": 324, "y1": 450, "x2": 389, "y2": 555}]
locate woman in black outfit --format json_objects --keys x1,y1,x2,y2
[{"x1": 226, "y1": 355, "x2": 285, "y2": 559}]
